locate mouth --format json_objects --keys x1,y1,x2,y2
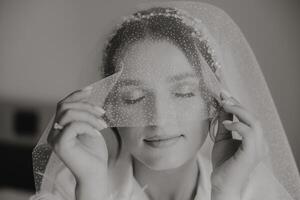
[{"x1": 143, "y1": 135, "x2": 184, "y2": 148}]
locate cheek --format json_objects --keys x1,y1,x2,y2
[
  {"x1": 190, "y1": 119, "x2": 209, "y2": 145},
  {"x1": 177, "y1": 102, "x2": 209, "y2": 147},
  {"x1": 181, "y1": 117, "x2": 209, "y2": 142},
  {"x1": 117, "y1": 127, "x2": 143, "y2": 151}
]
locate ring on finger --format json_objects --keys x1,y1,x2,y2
[{"x1": 53, "y1": 122, "x2": 64, "y2": 130}]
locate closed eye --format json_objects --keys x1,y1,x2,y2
[
  {"x1": 174, "y1": 92, "x2": 195, "y2": 98},
  {"x1": 123, "y1": 95, "x2": 145, "y2": 104},
  {"x1": 172, "y1": 82, "x2": 198, "y2": 99}
]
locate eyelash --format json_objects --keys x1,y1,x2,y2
[
  {"x1": 123, "y1": 96, "x2": 145, "y2": 104},
  {"x1": 123, "y1": 92, "x2": 195, "y2": 105},
  {"x1": 174, "y1": 92, "x2": 195, "y2": 98}
]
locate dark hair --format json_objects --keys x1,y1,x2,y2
[
  {"x1": 102, "y1": 7, "x2": 203, "y2": 77},
  {"x1": 101, "y1": 7, "x2": 218, "y2": 158}
]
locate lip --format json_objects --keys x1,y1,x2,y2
[{"x1": 143, "y1": 135, "x2": 183, "y2": 148}]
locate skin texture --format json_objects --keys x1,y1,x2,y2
[
  {"x1": 47, "y1": 38, "x2": 269, "y2": 200},
  {"x1": 114, "y1": 39, "x2": 209, "y2": 200},
  {"x1": 115, "y1": 39, "x2": 210, "y2": 171}
]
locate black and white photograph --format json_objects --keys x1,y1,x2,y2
[{"x1": 0, "y1": 0, "x2": 299, "y2": 200}]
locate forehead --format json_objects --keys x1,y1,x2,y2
[{"x1": 117, "y1": 39, "x2": 195, "y2": 83}]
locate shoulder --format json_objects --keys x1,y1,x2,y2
[
  {"x1": 195, "y1": 152, "x2": 294, "y2": 200},
  {"x1": 30, "y1": 166, "x2": 76, "y2": 200},
  {"x1": 242, "y1": 162, "x2": 294, "y2": 200}
]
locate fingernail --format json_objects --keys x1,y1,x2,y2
[
  {"x1": 103, "y1": 123, "x2": 108, "y2": 128},
  {"x1": 222, "y1": 120, "x2": 232, "y2": 125},
  {"x1": 98, "y1": 119, "x2": 108, "y2": 128},
  {"x1": 95, "y1": 106, "x2": 105, "y2": 114},
  {"x1": 83, "y1": 86, "x2": 93, "y2": 91},
  {"x1": 221, "y1": 89, "x2": 231, "y2": 99}
]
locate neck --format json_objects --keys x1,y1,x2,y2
[{"x1": 132, "y1": 157, "x2": 200, "y2": 200}]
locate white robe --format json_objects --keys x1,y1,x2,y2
[{"x1": 29, "y1": 150, "x2": 294, "y2": 200}]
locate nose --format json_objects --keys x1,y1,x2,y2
[{"x1": 146, "y1": 93, "x2": 177, "y2": 126}]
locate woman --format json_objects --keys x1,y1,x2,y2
[{"x1": 30, "y1": 4, "x2": 295, "y2": 200}]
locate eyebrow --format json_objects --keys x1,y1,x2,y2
[
  {"x1": 115, "y1": 79, "x2": 143, "y2": 87},
  {"x1": 116, "y1": 72, "x2": 198, "y2": 87},
  {"x1": 167, "y1": 72, "x2": 198, "y2": 83}
]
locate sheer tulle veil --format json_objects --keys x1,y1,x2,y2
[{"x1": 31, "y1": 1, "x2": 300, "y2": 199}]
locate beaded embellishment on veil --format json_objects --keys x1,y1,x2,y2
[
  {"x1": 102, "y1": 6, "x2": 224, "y2": 126},
  {"x1": 107, "y1": 7, "x2": 222, "y2": 76}
]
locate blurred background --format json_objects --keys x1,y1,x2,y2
[{"x1": 0, "y1": 0, "x2": 299, "y2": 199}]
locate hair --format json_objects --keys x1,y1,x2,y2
[
  {"x1": 101, "y1": 7, "x2": 220, "y2": 158},
  {"x1": 102, "y1": 7, "x2": 204, "y2": 77}
]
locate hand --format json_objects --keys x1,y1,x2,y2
[
  {"x1": 211, "y1": 90, "x2": 269, "y2": 199},
  {"x1": 47, "y1": 86, "x2": 109, "y2": 199}
]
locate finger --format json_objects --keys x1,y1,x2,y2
[
  {"x1": 48, "y1": 128, "x2": 62, "y2": 147},
  {"x1": 229, "y1": 96, "x2": 262, "y2": 130},
  {"x1": 227, "y1": 96, "x2": 241, "y2": 106},
  {"x1": 230, "y1": 96, "x2": 263, "y2": 130},
  {"x1": 57, "y1": 102, "x2": 105, "y2": 118},
  {"x1": 220, "y1": 90, "x2": 242, "y2": 106},
  {"x1": 59, "y1": 86, "x2": 93, "y2": 103},
  {"x1": 58, "y1": 109, "x2": 108, "y2": 131},
  {"x1": 222, "y1": 121, "x2": 253, "y2": 151},
  {"x1": 220, "y1": 89, "x2": 232, "y2": 101},
  {"x1": 52, "y1": 122, "x2": 105, "y2": 156},
  {"x1": 215, "y1": 108, "x2": 233, "y2": 142},
  {"x1": 220, "y1": 90, "x2": 259, "y2": 130},
  {"x1": 48, "y1": 121, "x2": 103, "y2": 149},
  {"x1": 222, "y1": 102, "x2": 257, "y2": 128}
]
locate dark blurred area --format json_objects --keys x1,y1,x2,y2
[
  {"x1": 0, "y1": 100, "x2": 54, "y2": 199},
  {"x1": 0, "y1": 141, "x2": 35, "y2": 191},
  {"x1": 0, "y1": 107, "x2": 39, "y2": 192}
]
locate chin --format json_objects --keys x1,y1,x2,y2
[{"x1": 136, "y1": 150, "x2": 193, "y2": 171}]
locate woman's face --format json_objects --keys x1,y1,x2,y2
[{"x1": 115, "y1": 39, "x2": 209, "y2": 170}]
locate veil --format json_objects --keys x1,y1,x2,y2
[{"x1": 31, "y1": 1, "x2": 300, "y2": 200}]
